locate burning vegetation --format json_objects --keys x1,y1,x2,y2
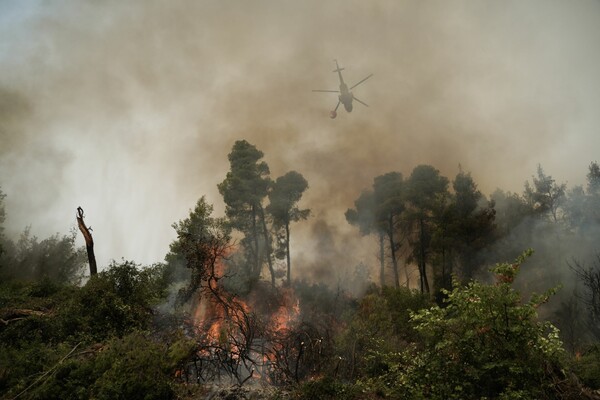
[
  {"x1": 166, "y1": 193, "x2": 335, "y2": 387},
  {"x1": 2, "y1": 141, "x2": 600, "y2": 399}
]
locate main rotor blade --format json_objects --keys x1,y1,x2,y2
[
  {"x1": 312, "y1": 89, "x2": 340, "y2": 93},
  {"x1": 350, "y1": 74, "x2": 373, "y2": 90},
  {"x1": 353, "y1": 96, "x2": 369, "y2": 107}
]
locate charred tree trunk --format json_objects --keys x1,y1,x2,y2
[
  {"x1": 251, "y1": 205, "x2": 260, "y2": 280},
  {"x1": 388, "y1": 214, "x2": 400, "y2": 288},
  {"x1": 258, "y1": 206, "x2": 275, "y2": 287},
  {"x1": 378, "y1": 231, "x2": 385, "y2": 288},
  {"x1": 419, "y1": 216, "x2": 430, "y2": 293},
  {"x1": 285, "y1": 222, "x2": 291, "y2": 286},
  {"x1": 76, "y1": 207, "x2": 97, "y2": 276}
]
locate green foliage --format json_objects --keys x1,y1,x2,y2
[
  {"x1": 345, "y1": 190, "x2": 376, "y2": 237},
  {"x1": 524, "y1": 164, "x2": 567, "y2": 223},
  {"x1": 266, "y1": 170, "x2": 309, "y2": 283},
  {"x1": 438, "y1": 170, "x2": 496, "y2": 281},
  {"x1": 0, "y1": 187, "x2": 5, "y2": 257},
  {"x1": 406, "y1": 164, "x2": 449, "y2": 210},
  {"x1": 292, "y1": 280, "x2": 358, "y2": 327},
  {"x1": 373, "y1": 172, "x2": 405, "y2": 287},
  {"x1": 0, "y1": 228, "x2": 87, "y2": 284},
  {"x1": 366, "y1": 250, "x2": 566, "y2": 399},
  {"x1": 346, "y1": 172, "x2": 407, "y2": 287},
  {"x1": 0, "y1": 280, "x2": 78, "y2": 352},
  {"x1": 490, "y1": 188, "x2": 534, "y2": 237},
  {"x1": 373, "y1": 172, "x2": 405, "y2": 228},
  {"x1": 267, "y1": 171, "x2": 309, "y2": 227},
  {"x1": 578, "y1": 162, "x2": 600, "y2": 229},
  {"x1": 219, "y1": 140, "x2": 271, "y2": 212},
  {"x1": 165, "y1": 196, "x2": 231, "y2": 303},
  {"x1": 570, "y1": 345, "x2": 600, "y2": 389},
  {"x1": 295, "y1": 376, "x2": 361, "y2": 400},
  {"x1": 0, "y1": 261, "x2": 173, "y2": 397},
  {"x1": 405, "y1": 165, "x2": 450, "y2": 293},
  {"x1": 59, "y1": 261, "x2": 170, "y2": 341},
  {"x1": 335, "y1": 286, "x2": 430, "y2": 378},
  {"x1": 218, "y1": 140, "x2": 272, "y2": 282},
  {"x1": 87, "y1": 332, "x2": 186, "y2": 400},
  {"x1": 25, "y1": 331, "x2": 193, "y2": 400}
]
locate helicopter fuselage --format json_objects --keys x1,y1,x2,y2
[
  {"x1": 338, "y1": 83, "x2": 354, "y2": 112},
  {"x1": 312, "y1": 60, "x2": 371, "y2": 118},
  {"x1": 335, "y1": 67, "x2": 354, "y2": 112}
]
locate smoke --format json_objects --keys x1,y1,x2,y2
[{"x1": 1, "y1": 1, "x2": 599, "y2": 285}]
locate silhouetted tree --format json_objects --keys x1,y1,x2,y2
[
  {"x1": 0, "y1": 187, "x2": 5, "y2": 261},
  {"x1": 346, "y1": 190, "x2": 385, "y2": 286},
  {"x1": 346, "y1": 174, "x2": 407, "y2": 289},
  {"x1": 565, "y1": 162, "x2": 600, "y2": 233},
  {"x1": 218, "y1": 140, "x2": 274, "y2": 285},
  {"x1": 0, "y1": 187, "x2": 5, "y2": 234},
  {"x1": 405, "y1": 165, "x2": 449, "y2": 294},
  {"x1": 586, "y1": 162, "x2": 600, "y2": 225},
  {"x1": 166, "y1": 196, "x2": 232, "y2": 304},
  {"x1": 373, "y1": 172, "x2": 405, "y2": 287},
  {"x1": 490, "y1": 189, "x2": 534, "y2": 237},
  {"x1": 571, "y1": 255, "x2": 600, "y2": 341},
  {"x1": 443, "y1": 170, "x2": 495, "y2": 281},
  {"x1": 587, "y1": 162, "x2": 600, "y2": 195},
  {"x1": 0, "y1": 227, "x2": 86, "y2": 283},
  {"x1": 524, "y1": 165, "x2": 566, "y2": 223},
  {"x1": 266, "y1": 171, "x2": 309, "y2": 285},
  {"x1": 76, "y1": 207, "x2": 97, "y2": 276}
]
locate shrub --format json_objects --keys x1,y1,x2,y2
[
  {"x1": 58, "y1": 261, "x2": 170, "y2": 341},
  {"x1": 367, "y1": 250, "x2": 567, "y2": 399},
  {"x1": 570, "y1": 345, "x2": 600, "y2": 390},
  {"x1": 335, "y1": 286, "x2": 430, "y2": 380},
  {"x1": 27, "y1": 331, "x2": 193, "y2": 400},
  {"x1": 295, "y1": 376, "x2": 360, "y2": 400}
]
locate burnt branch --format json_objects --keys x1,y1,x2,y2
[
  {"x1": 267, "y1": 322, "x2": 333, "y2": 384},
  {"x1": 1, "y1": 308, "x2": 49, "y2": 325},
  {"x1": 569, "y1": 254, "x2": 600, "y2": 340},
  {"x1": 76, "y1": 207, "x2": 97, "y2": 276}
]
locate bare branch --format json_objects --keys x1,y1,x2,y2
[{"x1": 76, "y1": 207, "x2": 97, "y2": 276}]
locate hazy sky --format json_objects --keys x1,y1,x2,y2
[{"x1": 1, "y1": 1, "x2": 599, "y2": 278}]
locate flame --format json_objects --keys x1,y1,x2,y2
[
  {"x1": 270, "y1": 287, "x2": 300, "y2": 332},
  {"x1": 191, "y1": 259, "x2": 230, "y2": 344},
  {"x1": 190, "y1": 260, "x2": 305, "y2": 384}
]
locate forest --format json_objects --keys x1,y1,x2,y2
[{"x1": 1, "y1": 139, "x2": 600, "y2": 399}]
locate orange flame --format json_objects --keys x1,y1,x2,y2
[{"x1": 270, "y1": 287, "x2": 300, "y2": 332}]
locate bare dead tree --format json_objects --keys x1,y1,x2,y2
[
  {"x1": 1, "y1": 308, "x2": 48, "y2": 325},
  {"x1": 76, "y1": 207, "x2": 97, "y2": 276},
  {"x1": 570, "y1": 254, "x2": 600, "y2": 340},
  {"x1": 191, "y1": 296, "x2": 265, "y2": 386},
  {"x1": 267, "y1": 322, "x2": 333, "y2": 384},
  {"x1": 180, "y1": 231, "x2": 267, "y2": 385},
  {"x1": 174, "y1": 209, "x2": 338, "y2": 387}
]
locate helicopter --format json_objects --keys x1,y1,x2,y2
[{"x1": 312, "y1": 60, "x2": 373, "y2": 119}]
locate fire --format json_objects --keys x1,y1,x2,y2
[
  {"x1": 270, "y1": 287, "x2": 300, "y2": 332},
  {"x1": 189, "y1": 259, "x2": 311, "y2": 385}
]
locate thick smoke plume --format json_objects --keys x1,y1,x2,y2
[{"x1": 1, "y1": 1, "x2": 599, "y2": 287}]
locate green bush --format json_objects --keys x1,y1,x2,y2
[
  {"x1": 335, "y1": 286, "x2": 430, "y2": 379},
  {"x1": 570, "y1": 345, "x2": 600, "y2": 389},
  {"x1": 26, "y1": 331, "x2": 194, "y2": 400},
  {"x1": 365, "y1": 250, "x2": 567, "y2": 399},
  {"x1": 295, "y1": 376, "x2": 361, "y2": 400},
  {"x1": 58, "y1": 261, "x2": 170, "y2": 341},
  {"x1": 0, "y1": 261, "x2": 177, "y2": 398}
]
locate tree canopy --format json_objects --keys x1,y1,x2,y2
[{"x1": 266, "y1": 170, "x2": 309, "y2": 285}]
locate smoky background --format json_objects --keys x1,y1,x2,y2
[{"x1": 1, "y1": 1, "x2": 599, "y2": 290}]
